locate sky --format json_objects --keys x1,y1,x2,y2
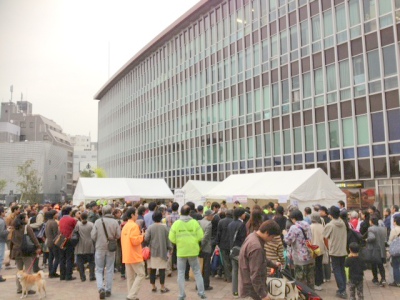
[{"x1": 0, "y1": 0, "x2": 200, "y2": 141}]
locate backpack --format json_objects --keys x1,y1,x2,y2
[{"x1": 389, "y1": 233, "x2": 400, "y2": 257}]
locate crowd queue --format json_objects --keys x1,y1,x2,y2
[{"x1": 0, "y1": 199, "x2": 400, "y2": 300}]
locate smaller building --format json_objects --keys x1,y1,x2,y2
[{"x1": 70, "y1": 134, "x2": 98, "y2": 186}]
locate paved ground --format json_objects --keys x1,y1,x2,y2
[{"x1": 1, "y1": 259, "x2": 400, "y2": 300}]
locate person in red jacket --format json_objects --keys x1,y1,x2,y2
[{"x1": 58, "y1": 206, "x2": 77, "y2": 281}]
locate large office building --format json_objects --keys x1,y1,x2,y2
[{"x1": 95, "y1": 0, "x2": 400, "y2": 208}]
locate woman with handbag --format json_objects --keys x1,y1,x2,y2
[
  {"x1": 310, "y1": 213, "x2": 325, "y2": 291},
  {"x1": 10, "y1": 213, "x2": 41, "y2": 294},
  {"x1": 144, "y1": 210, "x2": 172, "y2": 293}
]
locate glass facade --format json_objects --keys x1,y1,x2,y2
[{"x1": 96, "y1": 0, "x2": 400, "y2": 204}]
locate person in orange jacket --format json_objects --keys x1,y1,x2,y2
[{"x1": 121, "y1": 207, "x2": 145, "y2": 300}]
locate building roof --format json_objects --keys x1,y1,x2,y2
[{"x1": 94, "y1": 0, "x2": 222, "y2": 100}]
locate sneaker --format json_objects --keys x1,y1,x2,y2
[
  {"x1": 99, "y1": 289, "x2": 106, "y2": 299},
  {"x1": 0, "y1": 276, "x2": 6, "y2": 282},
  {"x1": 314, "y1": 285, "x2": 322, "y2": 291},
  {"x1": 233, "y1": 292, "x2": 239, "y2": 299},
  {"x1": 199, "y1": 295, "x2": 207, "y2": 300},
  {"x1": 105, "y1": 291, "x2": 111, "y2": 297},
  {"x1": 389, "y1": 282, "x2": 400, "y2": 287},
  {"x1": 380, "y1": 280, "x2": 387, "y2": 287},
  {"x1": 336, "y1": 291, "x2": 347, "y2": 299},
  {"x1": 372, "y1": 279, "x2": 379, "y2": 285}
]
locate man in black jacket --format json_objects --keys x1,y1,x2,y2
[
  {"x1": 227, "y1": 208, "x2": 247, "y2": 298},
  {"x1": 216, "y1": 209, "x2": 234, "y2": 282}
]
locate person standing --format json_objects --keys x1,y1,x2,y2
[
  {"x1": 227, "y1": 207, "x2": 247, "y2": 298},
  {"x1": 75, "y1": 212, "x2": 95, "y2": 282},
  {"x1": 145, "y1": 210, "x2": 172, "y2": 293},
  {"x1": 345, "y1": 243, "x2": 365, "y2": 300},
  {"x1": 367, "y1": 216, "x2": 387, "y2": 286},
  {"x1": 216, "y1": 209, "x2": 234, "y2": 283},
  {"x1": 389, "y1": 214, "x2": 400, "y2": 287},
  {"x1": 144, "y1": 202, "x2": 157, "y2": 229},
  {"x1": 283, "y1": 209, "x2": 315, "y2": 290},
  {"x1": 169, "y1": 204, "x2": 206, "y2": 300},
  {"x1": 199, "y1": 209, "x2": 214, "y2": 291},
  {"x1": 58, "y1": 206, "x2": 77, "y2": 281},
  {"x1": 323, "y1": 206, "x2": 348, "y2": 299},
  {"x1": 0, "y1": 206, "x2": 9, "y2": 282},
  {"x1": 88, "y1": 201, "x2": 100, "y2": 224},
  {"x1": 91, "y1": 205, "x2": 121, "y2": 299},
  {"x1": 44, "y1": 210, "x2": 60, "y2": 278},
  {"x1": 166, "y1": 202, "x2": 180, "y2": 270},
  {"x1": 239, "y1": 220, "x2": 281, "y2": 300},
  {"x1": 121, "y1": 207, "x2": 145, "y2": 300},
  {"x1": 310, "y1": 213, "x2": 325, "y2": 291}
]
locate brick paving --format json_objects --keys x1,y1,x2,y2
[{"x1": 1, "y1": 259, "x2": 400, "y2": 300}]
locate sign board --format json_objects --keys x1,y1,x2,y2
[
  {"x1": 278, "y1": 195, "x2": 289, "y2": 203},
  {"x1": 232, "y1": 195, "x2": 248, "y2": 203},
  {"x1": 226, "y1": 196, "x2": 233, "y2": 203},
  {"x1": 174, "y1": 189, "x2": 185, "y2": 207},
  {"x1": 336, "y1": 182, "x2": 364, "y2": 189},
  {"x1": 125, "y1": 196, "x2": 140, "y2": 202},
  {"x1": 291, "y1": 200, "x2": 299, "y2": 207}
]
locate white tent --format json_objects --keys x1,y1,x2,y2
[
  {"x1": 176, "y1": 180, "x2": 220, "y2": 207},
  {"x1": 205, "y1": 168, "x2": 346, "y2": 211},
  {"x1": 73, "y1": 178, "x2": 174, "y2": 205}
]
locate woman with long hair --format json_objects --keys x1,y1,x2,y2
[
  {"x1": 11, "y1": 213, "x2": 41, "y2": 294},
  {"x1": 75, "y1": 212, "x2": 95, "y2": 282},
  {"x1": 145, "y1": 210, "x2": 172, "y2": 293},
  {"x1": 245, "y1": 205, "x2": 263, "y2": 236}
]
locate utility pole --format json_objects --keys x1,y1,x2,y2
[{"x1": 10, "y1": 85, "x2": 13, "y2": 102}]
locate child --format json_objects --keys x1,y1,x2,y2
[{"x1": 345, "y1": 242, "x2": 365, "y2": 300}]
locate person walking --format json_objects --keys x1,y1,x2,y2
[
  {"x1": 10, "y1": 213, "x2": 41, "y2": 295},
  {"x1": 323, "y1": 206, "x2": 348, "y2": 299},
  {"x1": 91, "y1": 205, "x2": 121, "y2": 299},
  {"x1": 145, "y1": 210, "x2": 172, "y2": 293},
  {"x1": 0, "y1": 206, "x2": 9, "y2": 282},
  {"x1": 121, "y1": 207, "x2": 145, "y2": 300},
  {"x1": 75, "y1": 212, "x2": 95, "y2": 282},
  {"x1": 199, "y1": 209, "x2": 214, "y2": 291},
  {"x1": 239, "y1": 220, "x2": 282, "y2": 300},
  {"x1": 367, "y1": 216, "x2": 387, "y2": 287},
  {"x1": 169, "y1": 204, "x2": 206, "y2": 300}
]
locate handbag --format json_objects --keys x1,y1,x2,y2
[
  {"x1": 142, "y1": 246, "x2": 151, "y2": 261},
  {"x1": 299, "y1": 227, "x2": 321, "y2": 258},
  {"x1": 54, "y1": 233, "x2": 68, "y2": 250},
  {"x1": 70, "y1": 228, "x2": 79, "y2": 247},
  {"x1": 36, "y1": 223, "x2": 46, "y2": 240},
  {"x1": 21, "y1": 225, "x2": 37, "y2": 255},
  {"x1": 101, "y1": 218, "x2": 117, "y2": 252},
  {"x1": 360, "y1": 245, "x2": 381, "y2": 264},
  {"x1": 229, "y1": 226, "x2": 242, "y2": 261},
  {"x1": 389, "y1": 233, "x2": 400, "y2": 257}
]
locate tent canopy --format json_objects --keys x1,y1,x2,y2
[
  {"x1": 73, "y1": 178, "x2": 173, "y2": 205},
  {"x1": 205, "y1": 168, "x2": 345, "y2": 210},
  {"x1": 179, "y1": 180, "x2": 220, "y2": 203}
]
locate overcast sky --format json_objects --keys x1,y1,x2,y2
[{"x1": 0, "y1": 0, "x2": 199, "y2": 141}]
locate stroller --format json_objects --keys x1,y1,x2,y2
[{"x1": 269, "y1": 268, "x2": 322, "y2": 300}]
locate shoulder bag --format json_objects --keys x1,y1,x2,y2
[
  {"x1": 229, "y1": 227, "x2": 241, "y2": 261},
  {"x1": 389, "y1": 233, "x2": 400, "y2": 257},
  {"x1": 299, "y1": 227, "x2": 321, "y2": 258},
  {"x1": 70, "y1": 227, "x2": 79, "y2": 247},
  {"x1": 101, "y1": 218, "x2": 117, "y2": 252},
  {"x1": 21, "y1": 225, "x2": 37, "y2": 255}
]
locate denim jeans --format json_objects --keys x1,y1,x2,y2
[
  {"x1": 331, "y1": 256, "x2": 346, "y2": 294},
  {"x1": 177, "y1": 256, "x2": 205, "y2": 299},
  {"x1": 0, "y1": 242, "x2": 5, "y2": 272},
  {"x1": 232, "y1": 258, "x2": 239, "y2": 295},
  {"x1": 48, "y1": 246, "x2": 60, "y2": 276},
  {"x1": 95, "y1": 250, "x2": 116, "y2": 292},
  {"x1": 392, "y1": 256, "x2": 400, "y2": 284}
]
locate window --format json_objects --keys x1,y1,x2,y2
[
  {"x1": 290, "y1": 26, "x2": 298, "y2": 51},
  {"x1": 271, "y1": 35, "x2": 278, "y2": 57},
  {"x1": 317, "y1": 123, "x2": 326, "y2": 150},
  {"x1": 383, "y1": 45, "x2": 397, "y2": 76},
  {"x1": 303, "y1": 72, "x2": 311, "y2": 98},
  {"x1": 353, "y1": 55, "x2": 365, "y2": 85},
  {"x1": 329, "y1": 121, "x2": 339, "y2": 148},
  {"x1": 29, "y1": 122, "x2": 34, "y2": 128},
  {"x1": 312, "y1": 16, "x2": 321, "y2": 42},
  {"x1": 342, "y1": 118, "x2": 354, "y2": 147},
  {"x1": 363, "y1": 0, "x2": 376, "y2": 21},
  {"x1": 305, "y1": 125, "x2": 314, "y2": 151},
  {"x1": 274, "y1": 132, "x2": 281, "y2": 155},
  {"x1": 300, "y1": 21, "x2": 309, "y2": 46},
  {"x1": 264, "y1": 133, "x2": 271, "y2": 156},
  {"x1": 20, "y1": 121, "x2": 26, "y2": 128},
  {"x1": 367, "y1": 50, "x2": 381, "y2": 80},
  {"x1": 314, "y1": 69, "x2": 324, "y2": 95},
  {"x1": 43, "y1": 135, "x2": 49, "y2": 141},
  {"x1": 323, "y1": 10, "x2": 333, "y2": 38},
  {"x1": 294, "y1": 127, "x2": 302, "y2": 153},
  {"x1": 339, "y1": 60, "x2": 350, "y2": 88},
  {"x1": 326, "y1": 65, "x2": 337, "y2": 92},
  {"x1": 284, "y1": 130, "x2": 291, "y2": 154}
]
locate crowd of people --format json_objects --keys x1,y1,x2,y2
[{"x1": 0, "y1": 199, "x2": 400, "y2": 300}]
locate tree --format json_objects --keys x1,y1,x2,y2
[
  {"x1": 16, "y1": 159, "x2": 42, "y2": 204},
  {"x1": 93, "y1": 167, "x2": 107, "y2": 178},
  {"x1": 0, "y1": 179, "x2": 6, "y2": 194},
  {"x1": 80, "y1": 169, "x2": 94, "y2": 178}
]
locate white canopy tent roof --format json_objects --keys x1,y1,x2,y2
[
  {"x1": 177, "y1": 180, "x2": 220, "y2": 207},
  {"x1": 205, "y1": 168, "x2": 346, "y2": 210},
  {"x1": 73, "y1": 178, "x2": 174, "y2": 205}
]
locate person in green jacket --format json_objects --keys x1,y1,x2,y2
[{"x1": 169, "y1": 205, "x2": 207, "y2": 300}]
